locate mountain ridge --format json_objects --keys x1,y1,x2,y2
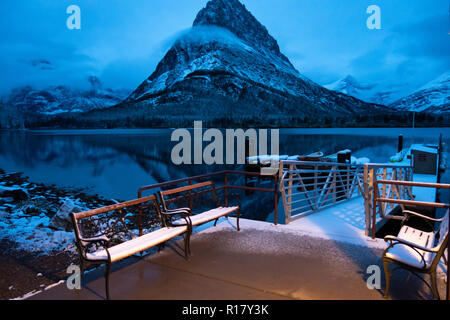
[
  {"x1": 192, "y1": 0, "x2": 293, "y2": 67},
  {"x1": 325, "y1": 75, "x2": 411, "y2": 106},
  {"x1": 389, "y1": 71, "x2": 450, "y2": 113},
  {"x1": 10, "y1": 0, "x2": 446, "y2": 129},
  {"x1": 4, "y1": 77, "x2": 129, "y2": 115},
  {"x1": 122, "y1": 0, "x2": 387, "y2": 125}
]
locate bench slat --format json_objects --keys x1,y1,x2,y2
[
  {"x1": 172, "y1": 206, "x2": 239, "y2": 227},
  {"x1": 386, "y1": 225, "x2": 436, "y2": 269},
  {"x1": 87, "y1": 226, "x2": 188, "y2": 262}
]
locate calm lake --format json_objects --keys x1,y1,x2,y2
[{"x1": 0, "y1": 128, "x2": 449, "y2": 201}]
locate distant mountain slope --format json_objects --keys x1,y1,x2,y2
[
  {"x1": 5, "y1": 77, "x2": 129, "y2": 115},
  {"x1": 325, "y1": 75, "x2": 408, "y2": 106},
  {"x1": 325, "y1": 75, "x2": 376, "y2": 102},
  {"x1": 117, "y1": 0, "x2": 386, "y2": 124},
  {"x1": 389, "y1": 71, "x2": 450, "y2": 113}
]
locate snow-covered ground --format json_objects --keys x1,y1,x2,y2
[
  {"x1": 0, "y1": 205, "x2": 75, "y2": 253},
  {"x1": 0, "y1": 172, "x2": 115, "y2": 254}
]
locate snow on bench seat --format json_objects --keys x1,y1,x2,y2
[
  {"x1": 385, "y1": 225, "x2": 435, "y2": 269},
  {"x1": 87, "y1": 226, "x2": 188, "y2": 262},
  {"x1": 173, "y1": 206, "x2": 239, "y2": 227}
]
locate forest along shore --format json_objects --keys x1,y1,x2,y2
[{"x1": 0, "y1": 168, "x2": 118, "y2": 299}]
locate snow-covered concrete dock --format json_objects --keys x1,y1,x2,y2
[
  {"x1": 21, "y1": 142, "x2": 449, "y2": 300},
  {"x1": 286, "y1": 197, "x2": 384, "y2": 248},
  {"x1": 29, "y1": 217, "x2": 445, "y2": 300}
]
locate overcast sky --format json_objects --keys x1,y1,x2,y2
[{"x1": 0, "y1": 0, "x2": 448, "y2": 95}]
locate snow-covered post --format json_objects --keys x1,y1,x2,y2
[{"x1": 363, "y1": 164, "x2": 372, "y2": 236}]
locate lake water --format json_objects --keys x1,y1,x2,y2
[{"x1": 0, "y1": 128, "x2": 449, "y2": 202}]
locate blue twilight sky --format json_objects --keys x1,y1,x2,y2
[{"x1": 0, "y1": 0, "x2": 448, "y2": 95}]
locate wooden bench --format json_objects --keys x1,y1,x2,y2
[
  {"x1": 70, "y1": 194, "x2": 191, "y2": 300},
  {"x1": 383, "y1": 209, "x2": 448, "y2": 299},
  {"x1": 158, "y1": 181, "x2": 241, "y2": 240}
]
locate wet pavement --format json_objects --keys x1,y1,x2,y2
[{"x1": 30, "y1": 219, "x2": 446, "y2": 300}]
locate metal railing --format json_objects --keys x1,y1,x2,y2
[
  {"x1": 374, "y1": 180, "x2": 449, "y2": 208},
  {"x1": 279, "y1": 160, "x2": 365, "y2": 224},
  {"x1": 363, "y1": 163, "x2": 414, "y2": 237},
  {"x1": 137, "y1": 170, "x2": 279, "y2": 234}
]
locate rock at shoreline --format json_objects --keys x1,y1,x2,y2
[
  {"x1": 49, "y1": 199, "x2": 82, "y2": 232},
  {"x1": 0, "y1": 186, "x2": 29, "y2": 201}
]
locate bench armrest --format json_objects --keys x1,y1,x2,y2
[
  {"x1": 164, "y1": 207, "x2": 192, "y2": 216},
  {"x1": 160, "y1": 207, "x2": 193, "y2": 231},
  {"x1": 384, "y1": 235, "x2": 438, "y2": 253},
  {"x1": 403, "y1": 210, "x2": 443, "y2": 222},
  {"x1": 80, "y1": 236, "x2": 110, "y2": 247}
]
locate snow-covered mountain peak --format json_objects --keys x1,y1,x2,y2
[
  {"x1": 324, "y1": 75, "x2": 415, "y2": 106},
  {"x1": 193, "y1": 0, "x2": 292, "y2": 66},
  {"x1": 325, "y1": 75, "x2": 375, "y2": 96},
  {"x1": 124, "y1": 0, "x2": 386, "y2": 122},
  {"x1": 390, "y1": 71, "x2": 449, "y2": 113}
]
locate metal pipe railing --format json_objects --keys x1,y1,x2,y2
[
  {"x1": 137, "y1": 170, "x2": 279, "y2": 227},
  {"x1": 378, "y1": 180, "x2": 450, "y2": 189},
  {"x1": 279, "y1": 160, "x2": 364, "y2": 224},
  {"x1": 363, "y1": 163, "x2": 413, "y2": 238},
  {"x1": 374, "y1": 180, "x2": 450, "y2": 209}
]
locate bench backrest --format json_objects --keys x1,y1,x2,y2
[
  {"x1": 159, "y1": 181, "x2": 221, "y2": 215},
  {"x1": 429, "y1": 209, "x2": 449, "y2": 269},
  {"x1": 438, "y1": 209, "x2": 449, "y2": 246},
  {"x1": 71, "y1": 194, "x2": 160, "y2": 244}
]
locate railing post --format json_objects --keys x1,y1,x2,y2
[
  {"x1": 286, "y1": 164, "x2": 293, "y2": 224},
  {"x1": 363, "y1": 164, "x2": 371, "y2": 236},
  {"x1": 274, "y1": 174, "x2": 278, "y2": 225},
  {"x1": 372, "y1": 171, "x2": 379, "y2": 239},
  {"x1": 314, "y1": 165, "x2": 318, "y2": 201},
  {"x1": 332, "y1": 166, "x2": 336, "y2": 204},
  {"x1": 347, "y1": 164, "x2": 350, "y2": 197},
  {"x1": 138, "y1": 190, "x2": 143, "y2": 237}
]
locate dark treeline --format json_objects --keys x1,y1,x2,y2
[
  {"x1": 1, "y1": 99, "x2": 448, "y2": 129},
  {"x1": 20, "y1": 112, "x2": 450, "y2": 129}
]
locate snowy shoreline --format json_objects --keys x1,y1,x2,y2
[
  {"x1": 0, "y1": 168, "x2": 118, "y2": 254},
  {"x1": 0, "y1": 168, "x2": 121, "y2": 300}
]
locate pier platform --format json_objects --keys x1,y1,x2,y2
[{"x1": 29, "y1": 217, "x2": 445, "y2": 300}]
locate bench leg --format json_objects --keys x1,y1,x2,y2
[
  {"x1": 214, "y1": 218, "x2": 219, "y2": 227},
  {"x1": 430, "y1": 270, "x2": 440, "y2": 300},
  {"x1": 184, "y1": 233, "x2": 191, "y2": 260},
  {"x1": 79, "y1": 259, "x2": 85, "y2": 283},
  {"x1": 383, "y1": 258, "x2": 392, "y2": 299},
  {"x1": 157, "y1": 243, "x2": 165, "y2": 253},
  {"x1": 237, "y1": 207, "x2": 240, "y2": 232},
  {"x1": 188, "y1": 233, "x2": 191, "y2": 256},
  {"x1": 105, "y1": 263, "x2": 111, "y2": 300}
]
